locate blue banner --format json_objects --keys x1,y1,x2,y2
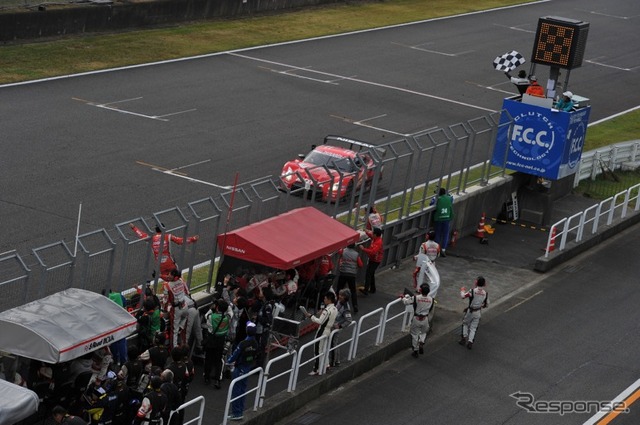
[{"x1": 492, "y1": 98, "x2": 591, "y2": 180}]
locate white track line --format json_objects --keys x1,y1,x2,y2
[{"x1": 230, "y1": 52, "x2": 497, "y2": 113}]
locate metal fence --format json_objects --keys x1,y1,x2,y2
[
  {"x1": 0, "y1": 112, "x2": 508, "y2": 311},
  {"x1": 543, "y1": 182, "x2": 640, "y2": 257}
]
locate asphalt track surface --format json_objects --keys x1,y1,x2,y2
[
  {"x1": 1, "y1": 0, "x2": 639, "y2": 256},
  {"x1": 274, "y1": 226, "x2": 640, "y2": 425}
]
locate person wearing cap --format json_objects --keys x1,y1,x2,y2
[
  {"x1": 525, "y1": 75, "x2": 545, "y2": 97},
  {"x1": 555, "y1": 91, "x2": 575, "y2": 111},
  {"x1": 226, "y1": 321, "x2": 259, "y2": 421},
  {"x1": 459, "y1": 276, "x2": 489, "y2": 350}
]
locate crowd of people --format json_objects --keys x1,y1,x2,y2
[{"x1": 3, "y1": 202, "x2": 494, "y2": 423}]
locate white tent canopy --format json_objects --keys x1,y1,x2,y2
[
  {"x1": 0, "y1": 288, "x2": 137, "y2": 364},
  {"x1": 0, "y1": 379, "x2": 39, "y2": 425}
]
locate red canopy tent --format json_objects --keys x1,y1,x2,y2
[{"x1": 217, "y1": 207, "x2": 359, "y2": 269}]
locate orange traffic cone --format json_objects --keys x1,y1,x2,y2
[
  {"x1": 544, "y1": 227, "x2": 557, "y2": 253},
  {"x1": 474, "y1": 213, "x2": 486, "y2": 238}
]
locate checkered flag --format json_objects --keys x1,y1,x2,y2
[{"x1": 493, "y1": 50, "x2": 526, "y2": 72}]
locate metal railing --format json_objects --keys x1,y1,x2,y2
[
  {"x1": 574, "y1": 140, "x2": 640, "y2": 185},
  {"x1": 544, "y1": 183, "x2": 640, "y2": 257},
  {"x1": 215, "y1": 297, "x2": 411, "y2": 423}
]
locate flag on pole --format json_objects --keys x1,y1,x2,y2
[{"x1": 493, "y1": 50, "x2": 525, "y2": 72}]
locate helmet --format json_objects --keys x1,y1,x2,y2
[
  {"x1": 246, "y1": 321, "x2": 257, "y2": 336},
  {"x1": 529, "y1": 75, "x2": 537, "y2": 81},
  {"x1": 420, "y1": 283, "x2": 430, "y2": 295},
  {"x1": 563, "y1": 91, "x2": 573, "y2": 99}
]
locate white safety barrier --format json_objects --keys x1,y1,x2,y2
[
  {"x1": 544, "y1": 183, "x2": 640, "y2": 257},
  {"x1": 218, "y1": 297, "x2": 411, "y2": 421}
]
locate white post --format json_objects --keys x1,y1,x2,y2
[{"x1": 74, "y1": 202, "x2": 82, "y2": 257}]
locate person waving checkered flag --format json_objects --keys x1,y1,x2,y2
[{"x1": 493, "y1": 50, "x2": 525, "y2": 72}]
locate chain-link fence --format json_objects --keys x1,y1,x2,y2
[{"x1": 0, "y1": 113, "x2": 510, "y2": 311}]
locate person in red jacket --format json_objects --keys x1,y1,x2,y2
[
  {"x1": 358, "y1": 227, "x2": 383, "y2": 296},
  {"x1": 130, "y1": 223, "x2": 198, "y2": 280}
]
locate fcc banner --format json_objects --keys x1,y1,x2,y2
[{"x1": 492, "y1": 98, "x2": 591, "y2": 180}]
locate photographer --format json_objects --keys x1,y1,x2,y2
[{"x1": 203, "y1": 299, "x2": 231, "y2": 389}]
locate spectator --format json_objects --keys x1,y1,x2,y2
[
  {"x1": 525, "y1": 75, "x2": 545, "y2": 97},
  {"x1": 358, "y1": 227, "x2": 383, "y2": 296},
  {"x1": 330, "y1": 289, "x2": 353, "y2": 367},
  {"x1": 129, "y1": 223, "x2": 198, "y2": 281},
  {"x1": 432, "y1": 188, "x2": 454, "y2": 257},
  {"x1": 231, "y1": 296, "x2": 250, "y2": 348},
  {"x1": 105, "y1": 289, "x2": 128, "y2": 366},
  {"x1": 117, "y1": 345, "x2": 144, "y2": 399},
  {"x1": 226, "y1": 322, "x2": 260, "y2": 421},
  {"x1": 136, "y1": 297, "x2": 162, "y2": 353},
  {"x1": 52, "y1": 405, "x2": 88, "y2": 424},
  {"x1": 167, "y1": 347, "x2": 190, "y2": 404},
  {"x1": 138, "y1": 333, "x2": 170, "y2": 373},
  {"x1": 336, "y1": 244, "x2": 363, "y2": 313},
  {"x1": 555, "y1": 91, "x2": 575, "y2": 111},
  {"x1": 160, "y1": 369, "x2": 182, "y2": 425},
  {"x1": 203, "y1": 299, "x2": 230, "y2": 389},
  {"x1": 253, "y1": 287, "x2": 275, "y2": 368},
  {"x1": 133, "y1": 375, "x2": 167, "y2": 425}
]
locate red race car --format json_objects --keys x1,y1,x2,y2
[{"x1": 280, "y1": 135, "x2": 384, "y2": 202}]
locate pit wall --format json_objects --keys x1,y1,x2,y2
[{"x1": 382, "y1": 172, "x2": 574, "y2": 269}]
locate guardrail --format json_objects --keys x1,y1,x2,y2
[
  {"x1": 574, "y1": 140, "x2": 640, "y2": 186},
  {"x1": 544, "y1": 183, "x2": 640, "y2": 257},
  {"x1": 214, "y1": 297, "x2": 411, "y2": 423}
]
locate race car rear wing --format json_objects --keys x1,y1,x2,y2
[{"x1": 323, "y1": 135, "x2": 387, "y2": 159}]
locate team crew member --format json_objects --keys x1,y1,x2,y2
[
  {"x1": 336, "y1": 244, "x2": 363, "y2": 313},
  {"x1": 417, "y1": 230, "x2": 441, "y2": 262},
  {"x1": 403, "y1": 283, "x2": 434, "y2": 358},
  {"x1": 164, "y1": 269, "x2": 194, "y2": 349},
  {"x1": 226, "y1": 322, "x2": 260, "y2": 421},
  {"x1": 459, "y1": 276, "x2": 489, "y2": 349},
  {"x1": 364, "y1": 205, "x2": 383, "y2": 231},
  {"x1": 358, "y1": 227, "x2": 383, "y2": 295},
  {"x1": 305, "y1": 292, "x2": 338, "y2": 375},
  {"x1": 129, "y1": 223, "x2": 198, "y2": 281},
  {"x1": 133, "y1": 376, "x2": 167, "y2": 425}
]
